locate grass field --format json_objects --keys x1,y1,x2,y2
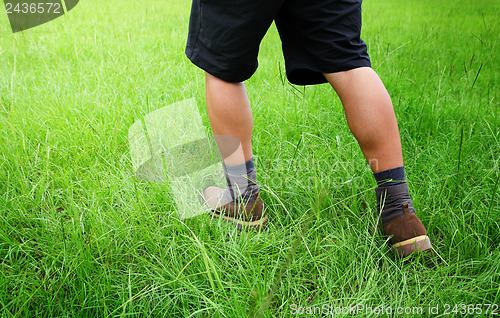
[{"x1": 0, "y1": 0, "x2": 499, "y2": 316}]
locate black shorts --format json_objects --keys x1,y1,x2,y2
[{"x1": 185, "y1": 0, "x2": 371, "y2": 85}]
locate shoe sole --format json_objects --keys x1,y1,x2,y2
[
  {"x1": 207, "y1": 210, "x2": 268, "y2": 232},
  {"x1": 393, "y1": 235, "x2": 432, "y2": 257}
]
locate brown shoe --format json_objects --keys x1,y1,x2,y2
[
  {"x1": 382, "y1": 203, "x2": 432, "y2": 257},
  {"x1": 203, "y1": 186, "x2": 267, "y2": 231}
]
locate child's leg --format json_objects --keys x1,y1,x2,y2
[
  {"x1": 324, "y1": 67, "x2": 402, "y2": 173},
  {"x1": 205, "y1": 72, "x2": 253, "y2": 166},
  {"x1": 325, "y1": 67, "x2": 431, "y2": 256},
  {"x1": 203, "y1": 72, "x2": 265, "y2": 231}
]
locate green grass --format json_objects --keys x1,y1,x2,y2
[{"x1": 0, "y1": 0, "x2": 499, "y2": 316}]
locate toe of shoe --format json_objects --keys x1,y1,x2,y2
[
  {"x1": 393, "y1": 235, "x2": 432, "y2": 257},
  {"x1": 203, "y1": 186, "x2": 224, "y2": 208}
]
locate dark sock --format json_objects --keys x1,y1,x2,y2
[
  {"x1": 223, "y1": 157, "x2": 259, "y2": 203},
  {"x1": 225, "y1": 157, "x2": 255, "y2": 175},
  {"x1": 245, "y1": 157, "x2": 255, "y2": 174},
  {"x1": 373, "y1": 166, "x2": 406, "y2": 186},
  {"x1": 374, "y1": 167, "x2": 414, "y2": 224}
]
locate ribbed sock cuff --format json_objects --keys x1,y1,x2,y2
[
  {"x1": 224, "y1": 157, "x2": 255, "y2": 175},
  {"x1": 373, "y1": 166, "x2": 406, "y2": 186}
]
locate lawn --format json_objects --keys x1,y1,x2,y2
[{"x1": 0, "y1": 0, "x2": 499, "y2": 316}]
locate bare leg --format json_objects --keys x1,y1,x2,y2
[
  {"x1": 325, "y1": 68, "x2": 431, "y2": 256},
  {"x1": 203, "y1": 73, "x2": 265, "y2": 230},
  {"x1": 324, "y1": 67, "x2": 403, "y2": 173},
  {"x1": 205, "y1": 72, "x2": 254, "y2": 165}
]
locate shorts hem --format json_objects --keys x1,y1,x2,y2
[
  {"x1": 186, "y1": 50, "x2": 257, "y2": 83},
  {"x1": 286, "y1": 59, "x2": 372, "y2": 85}
]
